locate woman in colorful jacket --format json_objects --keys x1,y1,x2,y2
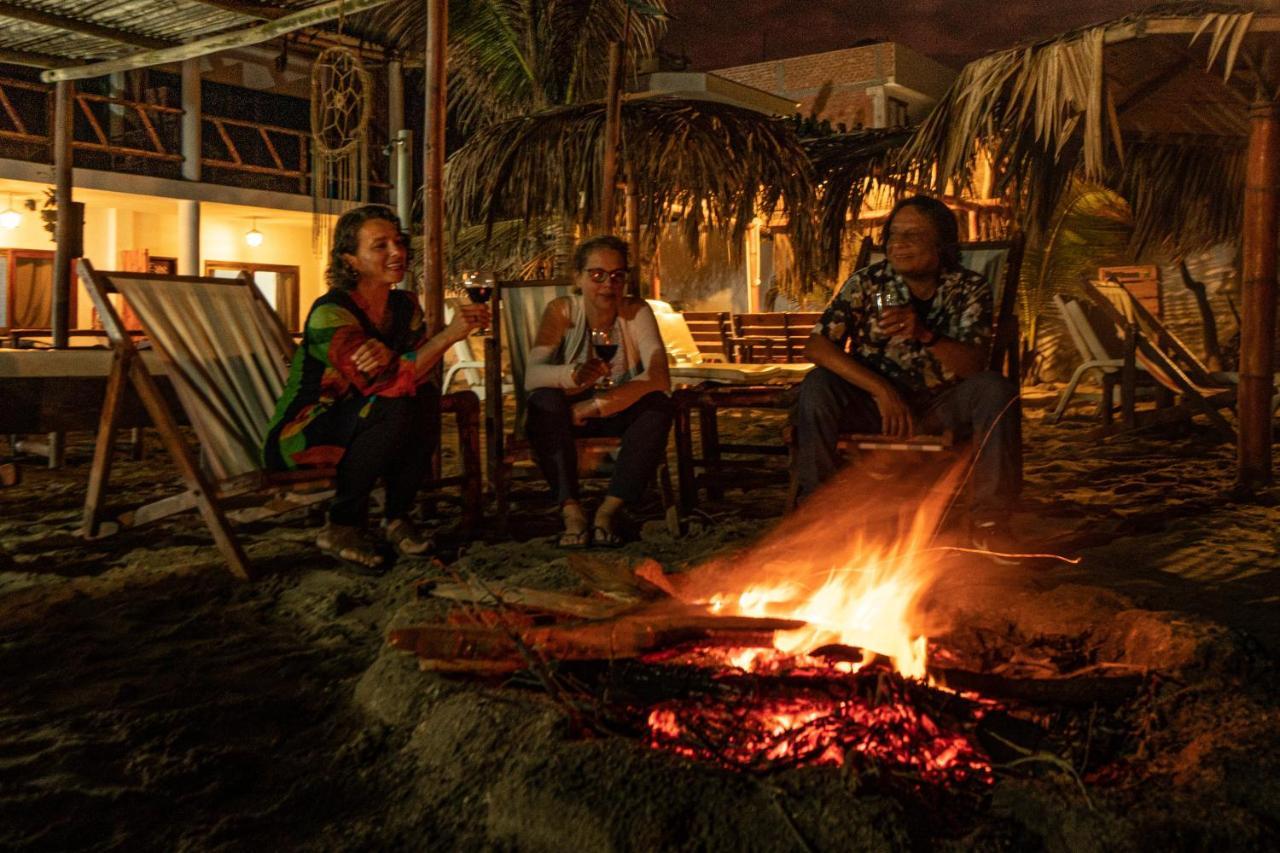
[{"x1": 263, "y1": 205, "x2": 487, "y2": 570}]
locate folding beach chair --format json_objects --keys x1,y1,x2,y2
[
  {"x1": 1047, "y1": 294, "x2": 1156, "y2": 423},
  {"x1": 79, "y1": 260, "x2": 481, "y2": 580},
  {"x1": 1079, "y1": 277, "x2": 1279, "y2": 439},
  {"x1": 483, "y1": 279, "x2": 679, "y2": 533}
]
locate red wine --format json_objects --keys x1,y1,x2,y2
[
  {"x1": 593, "y1": 343, "x2": 619, "y2": 362},
  {"x1": 466, "y1": 286, "x2": 492, "y2": 304}
]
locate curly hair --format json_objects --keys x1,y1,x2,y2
[
  {"x1": 881, "y1": 195, "x2": 961, "y2": 271},
  {"x1": 326, "y1": 204, "x2": 410, "y2": 290},
  {"x1": 572, "y1": 234, "x2": 629, "y2": 273}
]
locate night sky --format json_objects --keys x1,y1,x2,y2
[{"x1": 662, "y1": 0, "x2": 1154, "y2": 72}]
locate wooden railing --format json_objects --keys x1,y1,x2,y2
[{"x1": 0, "y1": 77, "x2": 321, "y2": 195}]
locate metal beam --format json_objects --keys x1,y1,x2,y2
[
  {"x1": 0, "y1": 2, "x2": 177, "y2": 49},
  {"x1": 41, "y1": 0, "x2": 394, "y2": 83},
  {"x1": 187, "y1": 0, "x2": 287, "y2": 20},
  {"x1": 0, "y1": 47, "x2": 75, "y2": 68}
]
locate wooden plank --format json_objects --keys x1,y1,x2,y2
[
  {"x1": 83, "y1": 348, "x2": 131, "y2": 537},
  {"x1": 0, "y1": 1, "x2": 177, "y2": 49}
]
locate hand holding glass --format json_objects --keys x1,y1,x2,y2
[
  {"x1": 589, "y1": 327, "x2": 617, "y2": 389},
  {"x1": 462, "y1": 270, "x2": 494, "y2": 334}
]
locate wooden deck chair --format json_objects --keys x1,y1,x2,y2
[
  {"x1": 484, "y1": 279, "x2": 679, "y2": 534},
  {"x1": 1079, "y1": 277, "x2": 1270, "y2": 439},
  {"x1": 680, "y1": 311, "x2": 733, "y2": 362},
  {"x1": 1048, "y1": 294, "x2": 1156, "y2": 423},
  {"x1": 785, "y1": 235, "x2": 1026, "y2": 507},
  {"x1": 79, "y1": 260, "x2": 481, "y2": 580}
]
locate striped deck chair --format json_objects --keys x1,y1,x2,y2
[
  {"x1": 78, "y1": 260, "x2": 481, "y2": 580},
  {"x1": 483, "y1": 279, "x2": 678, "y2": 533}
]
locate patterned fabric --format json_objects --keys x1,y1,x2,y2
[
  {"x1": 262, "y1": 288, "x2": 428, "y2": 469},
  {"x1": 813, "y1": 259, "x2": 992, "y2": 406}
]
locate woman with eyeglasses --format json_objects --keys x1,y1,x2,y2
[{"x1": 525, "y1": 234, "x2": 673, "y2": 547}]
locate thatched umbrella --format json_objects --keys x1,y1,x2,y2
[
  {"x1": 906, "y1": 1, "x2": 1280, "y2": 489},
  {"x1": 445, "y1": 96, "x2": 820, "y2": 287}
]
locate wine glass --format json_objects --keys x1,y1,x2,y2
[
  {"x1": 872, "y1": 285, "x2": 905, "y2": 335},
  {"x1": 463, "y1": 270, "x2": 494, "y2": 335},
  {"x1": 589, "y1": 327, "x2": 617, "y2": 389}
]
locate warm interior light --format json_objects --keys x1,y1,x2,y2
[
  {"x1": 0, "y1": 193, "x2": 20, "y2": 230},
  {"x1": 245, "y1": 217, "x2": 263, "y2": 247}
]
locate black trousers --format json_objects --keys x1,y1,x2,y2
[
  {"x1": 312, "y1": 386, "x2": 440, "y2": 526},
  {"x1": 525, "y1": 388, "x2": 674, "y2": 505},
  {"x1": 791, "y1": 367, "x2": 1021, "y2": 518}
]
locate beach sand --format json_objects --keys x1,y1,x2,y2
[{"x1": 2, "y1": 386, "x2": 1279, "y2": 850}]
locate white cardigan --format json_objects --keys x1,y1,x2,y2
[{"x1": 526, "y1": 295, "x2": 670, "y2": 417}]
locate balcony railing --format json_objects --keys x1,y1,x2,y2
[{"x1": 0, "y1": 76, "x2": 380, "y2": 199}]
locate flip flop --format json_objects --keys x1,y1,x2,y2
[
  {"x1": 317, "y1": 524, "x2": 386, "y2": 573},
  {"x1": 591, "y1": 525, "x2": 624, "y2": 548},
  {"x1": 557, "y1": 528, "x2": 592, "y2": 549}
]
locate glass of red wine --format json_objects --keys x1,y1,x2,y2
[
  {"x1": 463, "y1": 270, "x2": 494, "y2": 335},
  {"x1": 590, "y1": 327, "x2": 617, "y2": 389}
]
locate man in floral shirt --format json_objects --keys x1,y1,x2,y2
[{"x1": 791, "y1": 196, "x2": 1021, "y2": 550}]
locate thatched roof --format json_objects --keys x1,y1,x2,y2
[
  {"x1": 906, "y1": 1, "x2": 1280, "y2": 255},
  {"x1": 445, "y1": 95, "x2": 820, "y2": 284}
]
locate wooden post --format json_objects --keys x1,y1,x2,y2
[
  {"x1": 1237, "y1": 100, "x2": 1279, "y2": 490},
  {"x1": 600, "y1": 40, "x2": 623, "y2": 234},
  {"x1": 625, "y1": 168, "x2": 641, "y2": 294},
  {"x1": 422, "y1": 0, "x2": 446, "y2": 335},
  {"x1": 52, "y1": 80, "x2": 72, "y2": 349},
  {"x1": 179, "y1": 58, "x2": 201, "y2": 276}
]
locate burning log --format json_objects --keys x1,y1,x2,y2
[{"x1": 389, "y1": 606, "x2": 806, "y2": 667}]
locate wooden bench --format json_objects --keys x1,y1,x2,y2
[
  {"x1": 731, "y1": 312, "x2": 822, "y2": 363},
  {"x1": 680, "y1": 311, "x2": 732, "y2": 362}
]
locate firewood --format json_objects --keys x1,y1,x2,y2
[
  {"x1": 388, "y1": 607, "x2": 807, "y2": 665},
  {"x1": 565, "y1": 553, "x2": 676, "y2": 600},
  {"x1": 422, "y1": 580, "x2": 633, "y2": 620},
  {"x1": 0, "y1": 463, "x2": 18, "y2": 488}
]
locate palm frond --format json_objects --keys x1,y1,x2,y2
[{"x1": 445, "y1": 96, "x2": 821, "y2": 287}]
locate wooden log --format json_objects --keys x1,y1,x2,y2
[
  {"x1": 422, "y1": 581, "x2": 633, "y2": 620},
  {"x1": 388, "y1": 608, "x2": 806, "y2": 664},
  {"x1": 0, "y1": 463, "x2": 18, "y2": 487},
  {"x1": 564, "y1": 553, "x2": 674, "y2": 601}
]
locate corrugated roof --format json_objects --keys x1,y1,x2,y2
[{"x1": 0, "y1": 0, "x2": 335, "y2": 66}]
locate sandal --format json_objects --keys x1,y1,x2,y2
[
  {"x1": 591, "y1": 525, "x2": 624, "y2": 549},
  {"x1": 317, "y1": 523, "x2": 386, "y2": 572},
  {"x1": 385, "y1": 518, "x2": 435, "y2": 557}
]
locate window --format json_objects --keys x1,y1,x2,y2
[
  {"x1": 0, "y1": 249, "x2": 74, "y2": 332},
  {"x1": 204, "y1": 261, "x2": 301, "y2": 331}
]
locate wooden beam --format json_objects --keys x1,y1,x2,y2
[
  {"x1": 1236, "y1": 99, "x2": 1279, "y2": 489},
  {"x1": 41, "y1": 0, "x2": 394, "y2": 83},
  {"x1": 0, "y1": 47, "x2": 76, "y2": 68},
  {"x1": 422, "y1": 0, "x2": 446, "y2": 335},
  {"x1": 188, "y1": 0, "x2": 288, "y2": 20},
  {"x1": 52, "y1": 81, "x2": 72, "y2": 348},
  {"x1": 0, "y1": 1, "x2": 177, "y2": 49}
]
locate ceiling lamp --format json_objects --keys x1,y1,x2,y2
[
  {"x1": 245, "y1": 217, "x2": 263, "y2": 247},
  {"x1": 0, "y1": 194, "x2": 20, "y2": 230}
]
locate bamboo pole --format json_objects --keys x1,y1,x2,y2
[
  {"x1": 422, "y1": 0, "x2": 447, "y2": 335},
  {"x1": 600, "y1": 41, "x2": 623, "y2": 234},
  {"x1": 52, "y1": 80, "x2": 72, "y2": 349},
  {"x1": 1237, "y1": 100, "x2": 1279, "y2": 490}
]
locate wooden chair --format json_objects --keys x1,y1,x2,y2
[
  {"x1": 1098, "y1": 265, "x2": 1161, "y2": 318},
  {"x1": 483, "y1": 279, "x2": 679, "y2": 533},
  {"x1": 785, "y1": 235, "x2": 1027, "y2": 506},
  {"x1": 78, "y1": 260, "x2": 482, "y2": 580},
  {"x1": 730, "y1": 312, "x2": 823, "y2": 364}
]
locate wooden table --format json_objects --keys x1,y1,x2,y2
[{"x1": 671, "y1": 366, "x2": 811, "y2": 513}]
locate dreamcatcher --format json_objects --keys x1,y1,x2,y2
[{"x1": 310, "y1": 44, "x2": 372, "y2": 247}]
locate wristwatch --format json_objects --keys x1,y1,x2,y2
[{"x1": 919, "y1": 328, "x2": 939, "y2": 346}]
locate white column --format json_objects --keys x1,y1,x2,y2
[{"x1": 179, "y1": 59, "x2": 201, "y2": 275}]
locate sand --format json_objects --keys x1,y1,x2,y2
[{"x1": 2, "y1": 386, "x2": 1280, "y2": 850}]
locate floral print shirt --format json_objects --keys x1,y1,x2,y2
[{"x1": 813, "y1": 259, "x2": 992, "y2": 406}]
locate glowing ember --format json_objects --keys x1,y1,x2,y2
[{"x1": 646, "y1": 690, "x2": 991, "y2": 784}]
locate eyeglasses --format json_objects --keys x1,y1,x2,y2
[{"x1": 585, "y1": 267, "x2": 629, "y2": 285}]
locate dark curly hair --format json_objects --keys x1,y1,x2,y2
[
  {"x1": 326, "y1": 204, "x2": 410, "y2": 290},
  {"x1": 573, "y1": 234, "x2": 629, "y2": 273},
  {"x1": 881, "y1": 195, "x2": 961, "y2": 271}
]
